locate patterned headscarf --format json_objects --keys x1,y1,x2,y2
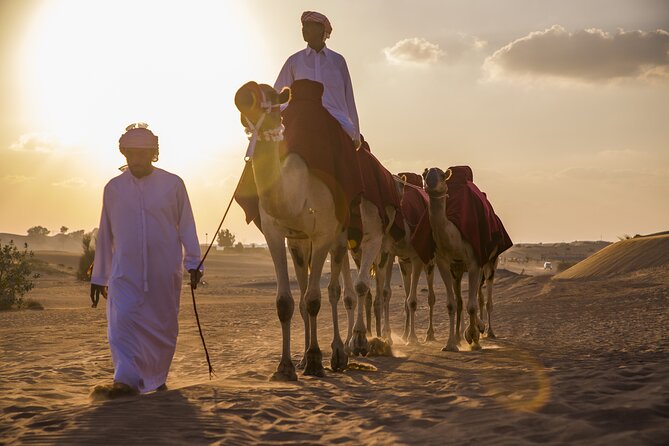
[
  {"x1": 301, "y1": 11, "x2": 332, "y2": 39},
  {"x1": 119, "y1": 124, "x2": 158, "y2": 150}
]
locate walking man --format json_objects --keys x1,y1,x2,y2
[{"x1": 90, "y1": 123, "x2": 202, "y2": 398}]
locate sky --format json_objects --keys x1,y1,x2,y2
[{"x1": 1, "y1": 0, "x2": 668, "y2": 245}]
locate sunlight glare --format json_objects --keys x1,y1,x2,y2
[{"x1": 17, "y1": 0, "x2": 267, "y2": 176}]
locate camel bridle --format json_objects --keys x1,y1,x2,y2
[{"x1": 424, "y1": 168, "x2": 453, "y2": 199}]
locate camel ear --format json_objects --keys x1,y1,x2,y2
[
  {"x1": 234, "y1": 81, "x2": 260, "y2": 113},
  {"x1": 278, "y1": 87, "x2": 291, "y2": 105},
  {"x1": 422, "y1": 168, "x2": 429, "y2": 179}
]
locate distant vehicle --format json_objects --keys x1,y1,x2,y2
[{"x1": 543, "y1": 261, "x2": 553, "y2": 270}]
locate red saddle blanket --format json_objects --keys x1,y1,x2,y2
[
  {"x1": 397, "y1": 179, "x2": 435, "y2": 264},
  {"x1": 445, "y1": 166, "x2": 513, "y2": 264},
  {"x1": 234, "y1": 79, "x2": 364, "y2": 230}
]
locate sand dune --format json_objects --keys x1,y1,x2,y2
[
  {"x1": 555, "y1": 234, "x2": 669, "y2": 279},
  {"x1": 1, "y1": 250, "x2": 668, "y2": 445}
]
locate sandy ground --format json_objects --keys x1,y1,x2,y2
[{"x1": 1, "y1": 250, "x2": 668, "y2": 445}]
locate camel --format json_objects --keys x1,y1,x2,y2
[
  {"x1": 234, "y1": 82, "x2": 355, "y2": 380},
  {"x1": 422, "y1": 167, "x2": 504, "y2": 351},
  {"x1": 354, "y1": 175, "x2": 438, "y2": 346}
]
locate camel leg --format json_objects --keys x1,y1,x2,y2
[
  {"x1": 328, "y1": 238, "x2": 349, "y2": 372},
  {"x1": 484, "y1": 262, "x2": 497, "y2": 339},
  {"x1": 350, "y1": 198, "x2": 383, "y2": 356},
  {"x1": 451, "y1": 263, "x2": 465, "y2": 344},
  {"x1": 344, "y1": 247, "x2": 360, "y2": 350},
  {"x1": 477, "y1": 272, "x2": 486, "y2": 328},
  {"x1": 381, "y1": 254, "x2": 395, "y2": 344},
  {"x1": 424, "y1": 261, "x2": 437, "y2": 343},
  {"x1": 405, "y1": 258, "x2": 422, "y2": 345},
  {"x1": 303, "y1": 239, "x2": 331, "y2": 377},
  {"x1": 398, "y1": 258, "x2": 412, "y2": 341},
  {"x1": 464, "y1": 266, "x2": 485, "y2": 350},
  {"x1": 436, "y1": 257, "x2": 459, "y2": 352},
  {"x1": 365, "y1": 289, "x2": 373, "y2": 336},
  {"x1": 373, "y1": 252, "x2": 391, "y2": 338},
  {"x1": 265, "y1": 224, "x2": 297, "y2": 382},
  {"x1": 288, "y1": 238, "x2": 310, "y2": 369}
]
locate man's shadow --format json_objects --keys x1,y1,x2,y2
[{"x1": 50, "y1": 389, "x2": 224, "y2": 445}]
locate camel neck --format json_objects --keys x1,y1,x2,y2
[{"x1": 251, "y1": 140, "x2": 294, "y2": 218}]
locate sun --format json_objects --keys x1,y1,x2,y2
[{"x1": 16, "y1": 0, "x2": 270, "y2": 175}]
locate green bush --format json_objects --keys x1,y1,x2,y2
[
  {"x1": 0, "y1": 241, "x2": 40, "y2": 311},
  {"x1": 77, "y1": 231, "x2": 96, "y2": 281}
]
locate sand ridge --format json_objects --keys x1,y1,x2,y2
[{"x1": 1, "y1": 250, "x2": 668, "y2": 444}]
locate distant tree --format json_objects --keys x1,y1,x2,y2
[
  {"x1": 0, "y1": 241, "x2": 40, "y2": 310},
  {"x1": 68, "y1": 229, "x2": 85, "y2": 239},
  {"x1": 60, "y1": 226, "x2": 68, "y2": 234},
  {"x1": 234, "y1": 241, "x2": 244, "y2": 251},
  {"x1": 27, "y1": 226, "x2": 50, "y2": 237},
  {"x1": 217, "y1": 228, "x2": 236, "y2": 249},
  {"x1": 77, "y1": 230, "x2": 96, "y2": 281}
]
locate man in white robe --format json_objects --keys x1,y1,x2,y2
[
  {"x1": 274, "y1": 10, "x2": 361, "y2": 148},
  {"x1": 90, "y1": 123, "x2": 202, "y2": 397}
]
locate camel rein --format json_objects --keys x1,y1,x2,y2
[{"x1": 192, "y1": 110, "x2": 283, "y2": 379}]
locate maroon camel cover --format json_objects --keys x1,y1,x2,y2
[
  {"x1": 445, "y1": 166, "x2": 513, "y2": 264},
  {"x1": 397, "y1": 177, "x2": 435, "y2": 264}
]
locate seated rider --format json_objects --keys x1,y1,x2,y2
[{"x1": 274, "y1": 11, "x2": 361, "y2": 149}]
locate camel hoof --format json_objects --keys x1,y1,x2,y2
[
  {"x1": 470, "y1": 343, "x2": 482, "y2": 351},
  {"x1": 442, "y1": 343, "x2": 459, "y2": 352},
  {"x1": 424, "y1": 331, "x2": 437, "y2": 343},
  {"x1": 330, "y1": 340, "x2": 349, "y2": 372},
  {"x1": 348, "y1": 330, "x2": 369, "y2": 357},
  {"x1": 405, "y1": 334, "x2": 419, "y2": 345},
  {"x1": 296, "y1": 357, "x2": 306, "y2": 370},
  {"x1": 304, "y1": 363, "x2": 326, "y2": 377},
  {"x1": 270, "y1": 360, "x2": 297, "y2": 382},
  {"x1": 485, "y1": 330, "x2": 496, "y2": 339},
  {"x1": 303, "y1": 348, "x2": 325, "y2": 377},
  {"x1": 464, "y1": 328, "x2": 473, "y2": 344}
]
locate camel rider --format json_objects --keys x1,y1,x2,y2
[
  {"x1": 274, "y1": 11, "x2": 361, "y2": 149},
  {"x1": 90, "y1": 123, "x2": 203, "y2": 397}
]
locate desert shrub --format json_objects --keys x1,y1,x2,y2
[
  {"x1": 21, "y1": 298, "x2": 44, "y2": 310},
  {"x1": 77, "y1": 231, "x2": 96, "y2": 281},
  {"x1": 556, "y1": 261, "x2": 577, "y2": 272},
  {"x1": 0, "y1": 241, "x2": 40, "y2": 311}
]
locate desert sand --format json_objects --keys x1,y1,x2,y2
[{"x1": 1, "y1": 239, "x2": 668, "y2": 445}]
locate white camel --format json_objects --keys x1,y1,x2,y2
[
  {"x1": 355, "y1": 175, "x2": 438, "y2": 346},
  {"x1": 234, "y1": 82, "x2": 355, "y2": 379},
  {"x1": 422, "y1": 167, "x2": 501, "y2": 351}
]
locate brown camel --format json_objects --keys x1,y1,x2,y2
[
  {"x1": 234, "y1": 82, "x2": 353, "y2": 380},
  {"x1": 423, "y1": 167, "x2": 506, "y2": 351}
]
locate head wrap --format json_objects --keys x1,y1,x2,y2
[
  {"x1": 301, "y1": 11, "x2": 332, "y2": 39},
  {"x1": 119, "y1": 126, "x2": 158, "y2": 150}
]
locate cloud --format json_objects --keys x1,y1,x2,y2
[
  {"x1": 485, "y1": 26, "x2": 669, "y2": 83},
  {"x1": 3, "y1": 175, "x2": 34, "y2": 184},
  {"x1": 384, "y1": 38, "x2": 444, "y2": 65},
  {"x1": 9, "y1": 133, "x2": 61, "y2": 153},
  {"x1": 52, "y1": 178, "x2": 87, "y2": 188}
]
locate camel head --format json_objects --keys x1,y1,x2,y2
[
  {"x1": 423, "y1": 167, "x2": 452, "y2": 198},
  {"x1": 235, "y1": 81, "x2": 290, "y2": 133}
]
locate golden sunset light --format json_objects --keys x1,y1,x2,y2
[{"x1": 1, "y1": 2, "x2": 669, "y2": 444}]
